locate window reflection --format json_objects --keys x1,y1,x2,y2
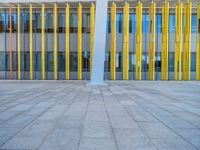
[
  {"x1": 0, "y1": 13, "x2": 5, "y2": 32},
  {"x1": 6, "y1": 13, "x2": 17, "y2": 32},
  {"x1": 58, "y1": 13, "x2": 65, "y2": 33},
  {"x1": 116, "y1": 13, "x2": 123, "y2": 33},
  {"x1": 82, "y1": 13, "x2": 90, "y2": 33},
  {"x1": 47, "y1": 13, "x2": 53, "y2": 33},
  {"x1": 70, "y1": 13, "x2": 77, "y2": 33}
]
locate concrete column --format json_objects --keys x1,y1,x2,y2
[{"x1": 90, "y1": 0, "x2": 108, "y2": 86}]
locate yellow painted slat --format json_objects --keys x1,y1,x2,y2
[
  {"x1": 148, "y1": 1, "x2": 156, "y2": 80},
  {"x1": 122, "y1": 2, "x2": 129, "y2": 80},
  {"x1": 65, "y1": 3, "x2": 70, "y2": 80},
  {"x1": 136, "y1": 1, "x2": 142, "y2": 80},
  {"x1": 30, "y1": 3, "x2": 33, "y2": 80},
  {"x1": 17, "y1": 3, "x2": 20, "y2": 80},
  {"x1": 174, "y1": 1, "x2": 182, "y2": 80},
  {"x1": 53, "y1": 3, "x2": 57, "y2": 80},
  {"x1": 183, "y1": 1, "x2": 191, "y2": 80},
  {"x1": 41, "y1": 3, "x2": 45, "y2": 80},
  {"x1": 196, "y1": 4, "x2": 200, "y2": 80},
  {"x1": 161, "y1": 1, "x2": 169, "y2": 80},
  {"x1": 90, "y1": 2, "x2": 94, "y2": 78},
  {"x1": 110, "y1": 2, "x2": 116, "y2": 80},
  {"x1": 78, "y1": 3, "x2": 82, "y2": 80}
]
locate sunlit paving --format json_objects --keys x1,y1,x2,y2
[{"x1": 0, "y1": 81, "x2": 200, "y2": 150}]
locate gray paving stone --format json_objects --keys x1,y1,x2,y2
[
  {"x1": 0, "y1": 81, "x2": 200, "y2": 150},
  {"x1": 39, "y1": 128, "x2": 81, "y2": 150},
  {"x1": 0, "y1": 127, "x2": 20, "y2": 146},
  {"x1": 79, "y1": 138, "x2": 117, "y2": 150},
  {"x1": 83, "y1": 121, "x2": 112, "y2": 138},
  {"x1": 110, "y1": 117, "x2": 138, "y2": 129},
  {"x1": 138, "y1": 122, "x2": 179, "y2": 139},
  {"x1": 85, "y1": 111, "x2": 108, "y2": 122},
  {"x1": 1, "y1": 137, "x2": 42, "y2": 150},
  {"x1": 152, "y1": 137, "x2": 197, "y2": 150},
  {"x1": 116, "y1": 136, "x2": 157, "y2": 150},
  {"x1": 175, "y1": 128, "x2": 200, "y2": 149}
]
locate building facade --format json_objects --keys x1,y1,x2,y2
[{"x1": 0, "y1": 0, "x2": 199, "y2": 80}]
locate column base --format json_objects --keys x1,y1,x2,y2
[{"x1": 87, "y1": 82, "x2": 108, "y2": 87}]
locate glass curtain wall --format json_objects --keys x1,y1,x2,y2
[{"x1": 0, "y1": 6, "x2": 197, "y2": 80}]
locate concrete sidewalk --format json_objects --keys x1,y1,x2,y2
[{"x1": 0, "y1": 81, "x2": 200, "y2": 150}]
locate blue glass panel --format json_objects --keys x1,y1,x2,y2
[
  {"x1": 129, "y1": 13, "x2": 136, "y2": 33},
  {"x1": 169, "y1": 14, "x2": 175, "y2": 33},
  {"x1": 142, "y1": 14, "x2": 149, "y2": 33},
  {"x1": 191, "y1": 14, "x2": 196, "y2": 33},
  {"x1": 116, "y1": 13, "x2": 123, "y2": 33},
  {"x1": 191, "y1": 52, "x2": 196, "y2": 71},
  {"x1": 106, "y1": 14, "x2": 110, "y2": 33},
  {"x1": 156, "y1": 14, "x2": 162, "y2": 33}
]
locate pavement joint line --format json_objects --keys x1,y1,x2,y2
[
  {"x1": 107, "y1": 84, "x2": 160, "y2": 150},
  {"x1": 129, "y1": 88, "x2": 200, "y2": 130},
  {"x1": 0, "y1": 83, "x2": 77, "y2": 148},
  {"x1": 100, "y1": 87, "x2": 120, "y2": 150},
  {"x1": 38, "y1": 84, "x2": 87, "y2": 149},
  {"x1": 76, "y1": 86, "x2": 92, "y2": 150},
  {"x1": 121, "y1": 84, "x2": 199, "y2": 150}
]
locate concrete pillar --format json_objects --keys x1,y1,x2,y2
[{"x1": 89, "y1": 0, "x2": 108, "y2": 86}]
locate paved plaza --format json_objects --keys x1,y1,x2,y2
[{"x1": 0, "y1": 81, "x2": 200, "y2": 150}]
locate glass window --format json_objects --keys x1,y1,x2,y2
[
  {"x1": 129, "y1": 13, "x2": 135, "y2": 33},
  {"x1": 0, "y1": 52, "x2": 5, "y2": 71},
  {"x1": 142, "y1": 52, "x2": 147, "y2": 72},
  {"x1": 32, "y1": 51, "x2": 37, "y2": 71},
  {"x1": 116, "y1": 52, "x2": 122, "y2": 72},
  {"x1": 104, "y1": 52, "x2": 110, "y2": 71},
  {"x1": 47, "y1": 52, "x2": 53, "y2": 72},
  {"x1": 82, "y1": 13, "x2": 90, "y2": 33},
  {"x1": 82, "y1": 51, "x2": 90, "y2": 72},
  {"x1": 6, "y1": 52, "x2": 9, "y2": 71},
  {"x1": 168, "y1": 52, "x2": 174, "y2": 72},
  {"x1": 156, "y1": 14, "x2": 162, "y2": 33},
  {"x1": 35, "y1": 52, "x2": 41, "y2": 71},
  {"x1": 58, "y1": 52, "x2": 65, "y2": 72},
  {"x1": 70, "y1": 52, "x2": 78, "y2": 71},
  {"x1": 32, "y1": 13, "x2": 37, "y2": 33},
  {"x1": 191, "y1": 14, "x2": 196, "y2": 33},
  {"x1": 116, "y1": 13, "x2": 123, "y2": 33},
  {"x1": 6, "y1": 13, "x2": 17, "y2": 33},
  {"x1": 142, "y1": 14, "x2": 149, "y2": 33},
  {"x1": 24, "y1": 52, "x2": 30, "y2": 71},
  {"x1": 155, "y1": 52, "x2": 161, "y2": 72},
  {"x1": 169, "y1": 14, "x2": 175, "y2": 33},
  {"x1": 47, "y1": 13, "x2": 53, "y2": 33},
  {"x1": 191, "y1": 52, "x2": 196, "y2": 72},
  {"x1": 58, "y1": 13, "x2": 65, "y2": 33},
  {"x1": 129, "y1": 52, "x2": 135, "y2": 72},
  {"x1": 106, "y1": 14, "x2": 110, "y2": 33},
  {"x1": 24, "y1": 13, "x2": 29, "y2": 33},
  {"x1": 13, "y1": 52, "x2": 17, "y2": 72},
  {"x1": 198, "y1": 18, "x2": 200, "y2": 33},
  {"x1": 0, "y1": 12, "x2": 5, "y2": 32},
  {"x1": 35, "y1": 13, "x2": 41, "y2": 33},
  {"x1": 70, "y1": 13, "x2": 77, "y2": 33}
]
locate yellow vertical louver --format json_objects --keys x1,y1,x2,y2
[
  {"x1": 110, "y1": 2, "x2": 116, "y2": 80},
  {"x1": 183, "y1": 1, "x2": 191, "y2": 80},
  {"x1": 148, "y1": 1, "x2": 156, "y2": 80},
  {"x1": 136, "y1": 1, "x2": 142, "y2": 80},
  {"x1": 161, "y1": 1, "x2": 169, "y2": 80},
  {"x1": 122, "y1": 2, "x2": 129, "y2": 80},
  {"x1": 174, "y1": 1, "x2": 183, "y2": 80}
]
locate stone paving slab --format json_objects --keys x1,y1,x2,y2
[{"x1": 0, "y1": 81, "x2": 200, "y2": 150}]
